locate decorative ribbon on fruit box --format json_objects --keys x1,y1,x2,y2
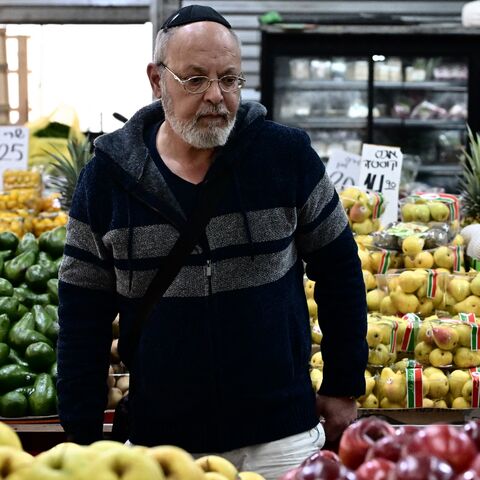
[
  {"x1": 406, "y1": 359, "x2": 423, "y2": 408},
  {"x1": 460, "y1": 312, "x2": 479, "y2": 351},
  {"x1": 469, "y1": 367, "x2": 480, "y2": 408},
  {"x1": 450, "y1": 245, "x2": 462, "y2": 272},
  {"x1": 389, "y1": 320, "x2": 399, "y2": 353},
  {"x1": 371, "y1": 192, "x2": 384, "y2": 220},
  {"x1": 378, "y1": 249, "x2": 391, "y2": 274},
  {"x1": 412, "y1": 192, "x2": 460, "y2": 222},
  {"x1": 400, "y1": 313, "x2": 421, "y2": 352},
  {"x1": 472, "y1": 258, "x2": 480, "y2": 272},
  {"x1": 425, "y1": 269, "x2": 438, "y2": 299}
]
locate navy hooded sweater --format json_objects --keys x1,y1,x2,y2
[{"x1": 57, "y1": 100, "x2": 368, "y2": 451}]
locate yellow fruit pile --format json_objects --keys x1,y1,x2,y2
[
  {"x1": 0, "y1": 421, "x2": 265, "y2": 480},
  {"x1": 339, "y1": 187, "x2": 385, "y2": 235}
]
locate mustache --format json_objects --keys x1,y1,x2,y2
[{"x1": 195, "y1": 105, "x2": 230, "y2": 121}]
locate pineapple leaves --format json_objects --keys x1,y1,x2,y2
[
  {"x1": 459, "y1": 125, "x2": 480, "y2": 221},
  {"x1": 44, "y1": 137, "x2": 93, "y2": 211}
]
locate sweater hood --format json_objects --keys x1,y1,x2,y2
[{"x1": 93, "y1": 100, "x2": 266, "y2": 194}]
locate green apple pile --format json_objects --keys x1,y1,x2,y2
[
  {"x1": 0, "y1": 421, "x2": 266, "y2": 480},
  {"x1": 339, "y1": 187, "x2": 385, "y2": 235}
]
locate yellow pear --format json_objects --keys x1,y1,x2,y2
[
  {"x1": 415, "y1": 341, "x2": 433, "y2": 365},
  {"x1": 195, "y1": 456, "x2": 239, "y2": 480},
  {"x1": 417, "y1": 298, "x2": 434, "y2": 317},
  {"x1": 455, "y1": 323, "x2": 473, "y2": 348},
  {"x1": 452, "y1": 234, "x2": 465, "y2": 246},
  {"x1": 358, "y1": 248, "x2": 372, "y2": 272},
  {"x1": 433, "y1": 246, "x2": 455, "y2": 270},
  {"x1": 380, "y1": 397, "x2": 404, "y2": 409},
  {"x1": 462, "y1": 379, "x2": 473, "y2": 401},
  {"x1": 453, "y1": 347, "x2": 480, "y2": 368},
  {"x1": 368, "y1": 343, "x2": 390, "y2": 366},
  {"x1": 448, "y1": 369, "x2": 471, "y2": 398},
  {"x1": 448, "y1": 277, "x2": 471, "y2": 302},
  {"x1": 383, "y1": 372, "x2": 406, "y2": 403},
  {"x1": 352, "y1": 219, "x2": 374, "y2": 235},
  {"x1": 362, "y1": 393, "x2": 379, "y2": 408},
  {"x1": 427, "y1": 372, "x2": 449, "y2": 399},
  {"x1": 423, "y1": 398, "x2": 435, "y2": 407},
  {"x1": 452, "y1": 396, "x2": 471, "y2": 409},
  {"x1": 429, "y1": 348, "x2": 453, "y2": 368},
  {"x1": 363, "y1": 270, "x2": 377, "y2": 291},
  {"x1": 310, "y1": 351, "x2": 323, "y2": 369},
  {"x1": 433, "y1": 399, "x2": 448, "y2": 409},
  {"x1": 366, "y1": 323, "x2": 383, "y2": 347},
  {"x1": 380, "y1": 296, "x2": 397, "y2": 315},
  {"x1": 367, "y1": 289, "x2": 386, "y2": 312},
  {"x1": 390, "y1": 290, "x2": 420, "y2": 315},
  {"x1": 470, "y1": 274, "x2": 480, "y2": 296},
  {"x1": 398, "y1": 270, "x2": 425, "y2": 293},
  {"x1": 402, "y1": 236, "x2": 425, "y2": 256},
  {"x1": 404, "y1": 255, "x2": 416, "y2": 269},
  {"x1": 414, "y1": 251, "x2": 434, "y2": 269},
  {"x1": 0, "y1": 422, "x2": 22, "y2": 450},
  {"x1": 239, "y1": 473, "x2": 266, "y2": 480},
  {"x1": 304, "y1": 280, "x2": 315, "y2": 299},
  {"x1": 307, "y1": 298, "x2": 317, "y2": 319},
  {"x1": 310, "y1": 369, "x2": 323, "y2": 391},
  {"x1": 454, "y1": 295, "x2": 480, "y2": 316}
]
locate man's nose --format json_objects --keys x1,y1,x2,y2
[{"x1": 203, "y1": 79, "x2": 224, "y2": 103}]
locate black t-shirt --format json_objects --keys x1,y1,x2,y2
[{"x1": 144, "y1": 121, "x2": 200, "y2": 219}]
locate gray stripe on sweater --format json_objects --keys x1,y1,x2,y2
[
  {"x1": 115, "y1": 241, "x2": 297, "y2": 298},
  {"x1": 298, "y1": 173, "x2": 335, "y2": 227},
  {"x1": 206, "y1": 208, "x2": 297, "y2": 249},
  {"x1": 66, "y1": 217, "x2": 110, "y2": 260},
  {"x1": 102, "y1": 224, "x2": 193, "y2": 260},
  {"x1": 297, "y1": 201, "x2": 348, "y2": 253},
  {"x1": 60, "y1": 256, "x2": 116, "y2": 292}
]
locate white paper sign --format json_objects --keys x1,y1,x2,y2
[
  {"x1": 0, "y1": 126, "x2": 29, "y2": 188},
  {"x1": 358, "y1": 143, "x2": 403, "y2": 225},
  {"x1": 326, "y1": 149, "x2": 361, "y2": 191}
]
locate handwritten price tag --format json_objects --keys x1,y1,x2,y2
[
  {"x1": 325, "y1": 149, "x2": 361, "y2": 191},
  {"x1": 0, "y1": 127, "x2": 29, "y2": 188},
  {"x1": 359, "y1": 144, "x2": 403, "y2": 225}
]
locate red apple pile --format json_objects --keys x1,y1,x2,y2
[{"x1": 279, "y1": 418, "x2": 480, "y2": 480}]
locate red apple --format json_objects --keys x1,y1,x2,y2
[
  {"x1": 339, "y1": 417, "x2": 396, "y2": 470},
  {"x1": 403, "y1": 425, "x2": 476, "y2": 473},
  {"x1": 301, "y1": 450, "x2": 340, "y2": 466},
  {"x1": 464, "y1": 421, "x2": 480, "y2": 451},
  {"x1": 467, "y1": 454, "x2": 480, "y2": 475},
  {"x1": 356, "y1": 458, "x2": 395, "y2": 480},
  {"x1": 395, "y1": 425, "x2": 420, "y2": 438},
  {"x1": 295, "y1": 456, "x2": 355, "y2": 480},
  {"x1": 365, "y1": 435, "x2": 405, "y2": 463},
  {"x1": 393, "y1": 454, "x2": 455, "y2": 480},
  {"x1": 455, "y1": 471, "x2": 480, "y2": 480}
]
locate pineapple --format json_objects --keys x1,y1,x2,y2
[
  {"x1": 459, "y1": 126, "x2": 480, "y2": 225},
  {"x1": 46, "y1": 137, "x2": 92, "y2": 211}
]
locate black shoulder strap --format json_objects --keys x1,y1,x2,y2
[{"x1": 128, "y1": 165, "x2": 233, "y2": 357}]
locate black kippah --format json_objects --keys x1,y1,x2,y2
[{"x1": 161, "y1": 5, "x2": 231, "y2": 30}]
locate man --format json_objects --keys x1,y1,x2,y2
[{"x1": 57, "y1": 4, "x2": 367, "y2": 478}]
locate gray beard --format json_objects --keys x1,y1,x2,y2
[{"x1": 161, "y1": 83, "x2": 237, "y2": 149}]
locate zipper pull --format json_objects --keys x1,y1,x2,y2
[{"x1": 206, "y1": 259, "x2": 212, "y2": 277}]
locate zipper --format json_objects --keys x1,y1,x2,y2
[{"x1": 206, "y1": 259, "x2": 213, "y2": 295}]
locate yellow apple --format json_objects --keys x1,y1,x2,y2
[
  {"x1": 404, "y1": 255, "x2": 416, "y2": 269},
  {"x1": 352, "y1": 219, "x2": 374, "y2": 235},
  {"x1": 414, "y1": 204, "x2": 431, "y2": 223},
  {"x1": 380, "y1": 397, "x2": 404, "y2": 409},
  {"x1": 195, "y1": 455, "x2": 239, "y2": 480},
  {"x1": 0, "y1": 422, "x2": 22, "y2": 450},
  {"x1": 455, "y1": 323, "x2": 473, "y2": 348},
  {"x1": 0, "y1": 446, "x2": 33, "y2": 478},
  {"x1": 239, "y1": 473, "x2": 266, "y2": 480},
  {"x1": 147, "y1": 446, "x2": 203, "y2": 480}
]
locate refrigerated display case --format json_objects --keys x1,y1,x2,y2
[{"x1": 260, "y1": 24, "x2": 480, "y2": 192}]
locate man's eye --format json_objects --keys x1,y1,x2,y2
[
  {"x1": 221, "y1": 76, "x2": 237, "y2": 86},
  {"x1": 187, "y1": 77, "x2": 207, "y2": 86}
]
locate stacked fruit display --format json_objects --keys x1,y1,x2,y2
[
  {"x1": 281, "y1": 416, "x2": 480, "y2": 480},
  {"x1": 0, "y1": 227, "x2": 64, "y2": 418},
  {"x1": 107, "y1": 316, "x2": 129, "y2": 411},
  {"x1": 0, "y1": 420, "x2": 266, "y2": 479},
  {"x1": 0, "y1": 169, "x2": 68, "y2": 238},
  {"x1": 339, "y1": 187, "x2": 386, "y2": 235}
]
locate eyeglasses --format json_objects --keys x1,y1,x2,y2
[{"x1": 159, "y1": 63, "x2": 246, "y2": 94}]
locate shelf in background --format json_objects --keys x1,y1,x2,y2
[
  {"x1": 276, "y1": 79, "x2": 368, "y2": 91},
  {"x1": 373, "y1": 118, "x2": 466, "y2": 129},
  {"x1": 282, "y1": 118, "x2": 367, "y2": 129},
  {"x1": 375, "y1": 81, "x2": 467, "y2": 92}
]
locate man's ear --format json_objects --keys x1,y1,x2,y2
[{"x1": 147, "y1": 63, "x2": 162, "y2": 99}]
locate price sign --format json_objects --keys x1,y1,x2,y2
[
  {"x1": 325, "y1": 149, "x2": 361, "y2": 191},
  {"x1": 358, "y1": 143, "x2": 403, "y2": 225},
  {"x1": 0, "y1": 127, "x2": 29, "y2": 188}
]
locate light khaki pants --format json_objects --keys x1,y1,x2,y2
[{"x1": 192, "y1": 423, "x2": 325, "y2": 480}]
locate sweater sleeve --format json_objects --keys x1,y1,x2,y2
[
  {"x1": 57, "y1": 165, "x2": 118, "y2": 443},
  {"x1": 295, "y1": 135, "x2": 368, "y2": 398}
]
